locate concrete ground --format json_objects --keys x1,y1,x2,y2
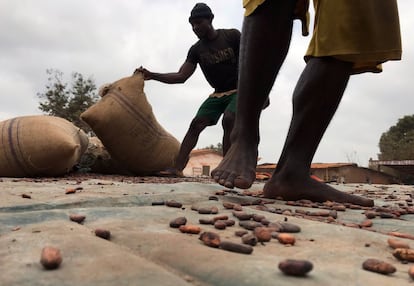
[{"x1": 1, "y1": 175, "x2": 413, "y2": 285}]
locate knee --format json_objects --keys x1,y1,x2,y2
[{"x1": 189, "y1": 117, "x2": 210, "y2": 133}]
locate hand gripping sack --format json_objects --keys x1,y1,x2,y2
[
  {"x1": 80, "y1": 73, "x2": 180, "y2": 175},
  {"x1": 0, "y1": 115, "x2": 89, "y2": 177}
]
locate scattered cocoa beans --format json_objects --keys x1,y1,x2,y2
[
  {"x1": 219, "y1": 241, "x2": 253, "y2": 254},
  {"x1": 169, "y1": 217, "x2": 187, "y2": 228},
  {"x1": 65, "y1": 188, "x2": 77, "y2": 194},
  {"x1": 393, "y1": 248, "x2": 414, "y2": 262},
  {"x1": 362, "y1": 258, "x2": 396, "y2": 275},
  {"x1": 69, "y1": 214, "x2": 86, "y2": 224},
  {"x1": 278, "y1": 259, "x2": 313, "y2": 276},
  {"x1": 95, "y1": 228, "x2": 111, "y2": 240},
  {"x1": 276, "y1": 233, "x2": 296, "y2": 245},
  {"x1": 179, "y1": 225, "x2": 201, "y2": 234},
  {"x1": 40, "y1": 246, "x2": 62, "y2": 270},
  {"x1": 269, "y1": 222, "x2": 301, "y2": 233},
  {"x1": 199, "y1": 232, "x2": 221, "y2": 248},
  {"x1": 387, "y1": 238, "x2": 409, "y2": 249}
]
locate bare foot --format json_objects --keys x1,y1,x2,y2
[
  {"x1": 263, "y1": 176, "x2": 374, "y2": 207},
  {"x1": 211, "y1": 142, "x2": 258, "y2": 189}
]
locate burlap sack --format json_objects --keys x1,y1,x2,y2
[
  {"x1": 80, "y1": 73, "x2": 180, "y2": 175},
  {"x1": 0, "y1": 115, "x2": 89, "y2": 177}
]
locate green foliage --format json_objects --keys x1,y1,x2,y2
[
  {"x1": 378, "y1": 115, "x2": 414, "y2": 160},
  {"x1": 37, "y1": 69, "x2": 99, "y2": 133},
  {"x1": 204, "y1": 142, "x2": 223, "y2": 154}
]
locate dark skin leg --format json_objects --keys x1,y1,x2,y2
[
  {"x1": 175, "y1": 116, "x2": 211, "y2": 171},
  {"x1": 212, "y1": 0, "x2": 296, "y2": 188},
  {"x1": 221, "y1": 111, "x2": 235, "y2": 156},
  {"x1": 264, "y1": 57, "x2": 373, "y2": 206},
  {"x1": 212, "y1": 1, "x2": 374, "y2": 206}
]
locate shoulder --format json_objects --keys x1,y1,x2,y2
[{"x1": 218, "y1": 28, "x2": 241, "y2": 37}]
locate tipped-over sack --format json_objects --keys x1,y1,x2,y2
[
  {"x1": 0, "y1": 115, "x2": 89, "y2": 177},
  {"x1": 80, "y1": 73, "x2": 180, "y2": 175}
]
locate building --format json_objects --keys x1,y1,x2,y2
[
  {"x1": 183, "y1": 149, "x2": 223, "y2": 177},
  {"x1": 256, "y1": 162, "x2": 398, "y2": 184}
]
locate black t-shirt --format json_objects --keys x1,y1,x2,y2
[{"x1": 186, "y1": 29, "x2": 240, "y2": 93}]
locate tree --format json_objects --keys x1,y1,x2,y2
[
  {"x1": 378, "y1": 115, "x2": 414, "y2": 160},
  {"x1": 204, "y1": 142, "x2": 223, "y2": 155},
  {"x1": 37, "y1": 69, "x2": 99, "y2": 133}
]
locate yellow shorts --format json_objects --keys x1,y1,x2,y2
[{"x1": 243, "y1": 0, "x2": 402, "y2": 74}]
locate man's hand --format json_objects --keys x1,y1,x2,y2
[
  {"x1": 134, "y1": 66, "x2": 152, "y2": 80},
  {"x1": 293, "y1": 0, "x2": 309, "y2": 36}
]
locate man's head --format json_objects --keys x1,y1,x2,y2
[
  {"x1": 189, "y1": 3, "x2": 214, "y2": 39},
  {"x1": 189, "y1": 3, "x2": 214, "y2": 22}
]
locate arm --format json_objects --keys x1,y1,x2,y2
[{"x1": 136, "y1": 61, "x2": 196, "y2": 84}]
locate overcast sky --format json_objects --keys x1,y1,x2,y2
[{"x1": 1, "y1": 0, "x2": 413, "y2": 167}]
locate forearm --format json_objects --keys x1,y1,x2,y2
[{"x1": 149, "y1": 72, "x2": 187, "y2": 84}]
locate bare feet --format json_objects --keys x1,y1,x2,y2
[
  {"x1": 263, "y1": 176, "x2": 374, "y2": 207},
  {"x1": 211, "y1": 142, "x2": 258, "y2": 189}
]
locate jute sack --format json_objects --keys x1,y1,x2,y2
[
  {"x1": 80, "y1": 73, "x2": 180, "y2": 175},
  {"x1": 0, "y1": 115, "x2": 89, "y2": 177}
]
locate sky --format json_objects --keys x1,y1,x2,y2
[{"x1": 1, "y1": 0, "x2": 413, "y2": 167}]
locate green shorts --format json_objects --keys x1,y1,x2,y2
[{"x1": 196, "y1": 92, "x2": 237, "y2": 125}]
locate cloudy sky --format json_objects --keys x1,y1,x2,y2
[{"x1": 1, "y1": 0, "x2": 413, "y2": 167}]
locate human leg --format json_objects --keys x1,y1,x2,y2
[
  {"x1": 174, "y1": 116, "x2": 211, "y2": 172},
  {"x1": 212, "y1": 0, "x2": 297, "y2": 188},
  {"x1": 263, "y1": 57, "x2": 374, "y2": 206},
  {"x1": 221, "y1": 111, "x2": 235, "y2": 156}
]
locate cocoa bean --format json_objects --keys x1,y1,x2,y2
[
  {"x1": 242, "y1": 233, "x2": 258, "y2": 246},
  {"x1": 387, "y1": 238, "x2": 409, "y2": 249},
  {"x1": 278, "y1": 259, "x2": 313, "y2": 276},
  {"x1": 239, "y1": 221, "x2": 262, "y2": 230},
  {"x1": 198, "y1": 206, "x2": 219, "y2": 214},
  {"x1": 252, "y1": 214, "x2": 266, "y2": 222},
  {"x1": 69, "y1": 214, "x2": 85, "y2": 224},
  {"x1": 40, "y1": 246, "x2": 62, "y2": 270},
  {"x1": 199, "y1": 218, "x2": 214, "y2": 225},
  {"x1": 199, "y1": 232, "x2": 221, "y2": 248},
  {"x1": 166, "y1": 200, "x2": 182, "y2": 208},
  {"x1": 393, "y1": 248, "x2": 414, "y2": 262},
  {"x1": 409, "y1": 265, "x2": 414, "y2": 280},
  {"x1": 219, "y1": 241, "x2": 253, "y2": 254},
  {"x1": 276, "y1": 233, "x2": 296, "y2": 245},
  {"x1": 359, "y1": 220, "x2": 373, "y2": 228},
  {"x1": 213, "y1": 215, "x2": 229, "y2": 222},
  {"x1": 179, "y1": 225, "x2": 201, "y2": 234},
  {"x1": 232, "y1": 211, "x2": 252, "y2": 220},
  {"x1": 364, "y1": 211, "x2": 377, "y2": 219},
  {"x1": 95, "y1": 228, "x2": 111, "y2": 240},
  {"x1": 362, "y1": 258, "x2": 396, "y2": 275},
  {"x1": 235, "y1": 230, "x2": 248, "y2": 237},
  {"x1": 222, "y1": 202, "x2": 235, "y2": 209},
  {"x1": 169, "y1": 217, "x2": 187, "y2": 228},
  {"x1": 214, "y1": 220, "x2": 227, "y2": 230},
  {"x1": 254, "y1": 227, "x2": 272, "y2": 242}
]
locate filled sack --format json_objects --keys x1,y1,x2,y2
[
  {"x1": 0, "y1": 115, "x2": 88, "y2": 177},
  {"x1": 80, "y1": 73, "x2": 180, "y2": 175}
]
